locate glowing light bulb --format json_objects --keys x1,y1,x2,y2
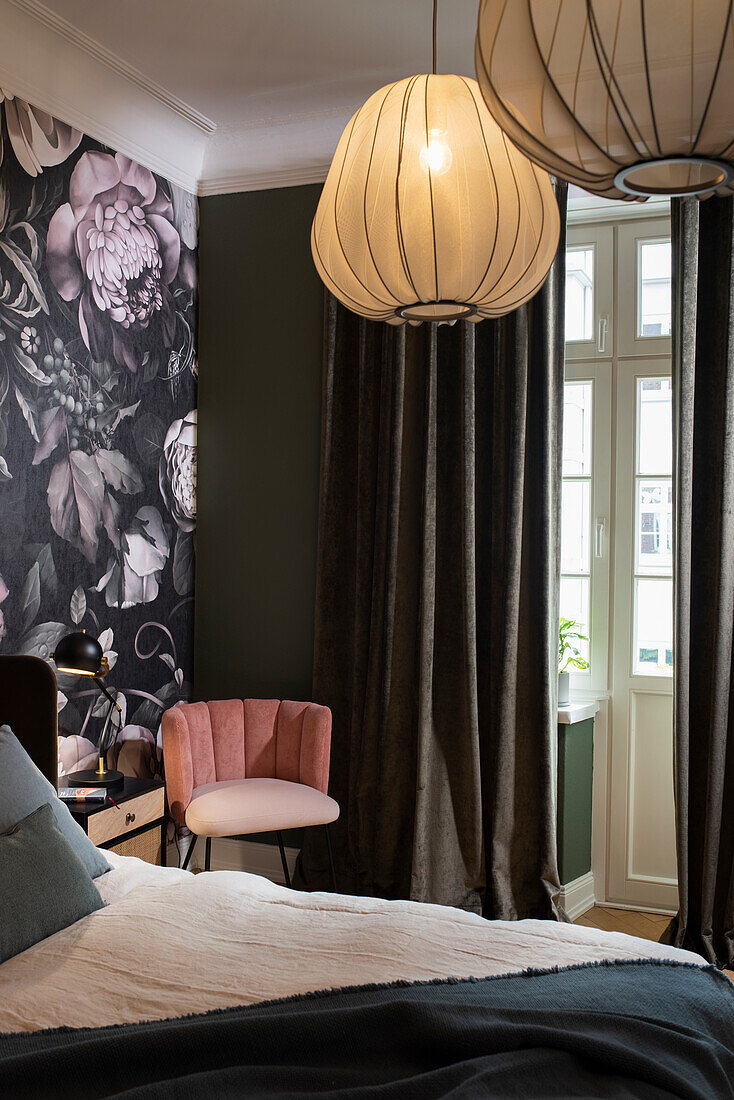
[{"x1": 420, "y1": 130, "x2": 452, "y2": 175}]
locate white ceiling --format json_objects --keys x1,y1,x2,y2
[{"x1": 0, "y1": 0, "x2": 482, "y2": 194}]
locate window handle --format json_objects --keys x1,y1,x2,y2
[
  {"x1": 597, "y1": 315, "x2": 608, "y2": 353},
  {"x1": 595, "y1": 519, "x2": 605, "y2": 558}
]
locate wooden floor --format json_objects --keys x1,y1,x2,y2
[
  {"x1": 576, "y1": 906, "x2": 734, "y2": 981},
  {"x1": 575, "y1": 905, "x2": 670, "y2": 943}
]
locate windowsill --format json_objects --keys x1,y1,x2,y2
[{"x1": 558, "y1": 700, "x2": 600, "y2": 725}]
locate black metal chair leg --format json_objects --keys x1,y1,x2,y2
[
  {"x1": 276, "y1": 831, "x2": 292, "y2": 888},
  {"x1": 324, "y1": 824, "x2": 338, "y2": 892},
  {"x1": 181, "y1": 833, "x2": 197, "y2": 871},
  {"x1": 205, "y1": 836, "x2": 212, "y2": 872}
]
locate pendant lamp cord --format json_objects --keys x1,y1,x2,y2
[{"x1": 432, "y1": 0, "x2": 438, "y2": 74}]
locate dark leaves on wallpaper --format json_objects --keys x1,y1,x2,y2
[
  {"x1": 0, "y1": 362, "x2": 9, "y2": 416},
  {"x1": 47, "y1": 449, "x2": 106, "y2": 563},
  {"x1": 132, "y1": 410, "x2": 166, "y2": 468},
  {"x1": 19, "y1": 560, "x2": 40, "y2": 634},
  {"x1": 13, "y1": 384, "x2": 39, "y2": 443},
  {"x1": 129, "y1": 678, "x2": 179, "y2": 731},
  {"x1": 33, "y1": 406, "x2": 66, "y2": 464},
  {"x1": 94, "y1": 448, "x2": 145, "y2": 495},
  {"x1": 0, "y1": 236, "x2": 48, "y2": 318},
  {"x1": 173, "y1": 530, "x2": 194, "y2": 596},
  {"x1": 0, "y1": 104, "x2": 197, "y2": 751},
  {"x1": 101, "y1": 490, "x2": 122, "y2": 550},
  {"x1": 69, "y1": 585, "x2": 86, "y2": 625},
  {"x1": 16, "y1": 620, "x2": 66, "y2": 662},
  {"x1": 31, "y1": 542, "x2": 59, "y2": 597},
  {"x1": 13, "y1": 343, "x2": 51, "y2": 384}
]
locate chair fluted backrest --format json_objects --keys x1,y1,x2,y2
[{"x1": 161, "y1": 699, "x2": 332, "y2": 827}]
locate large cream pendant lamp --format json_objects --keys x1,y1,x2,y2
[
  {"x1": 476, "y1": 0, "x2": 734, "y2": 200},
  {"x1": 311, "y1": 42, "x2": 560, "y2": 324}
]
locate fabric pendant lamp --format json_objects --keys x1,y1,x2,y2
[
  {"x1": 475, "y1": 0, "x2": 734, "y2": 201},
  {"x1": 311, "y1": 72, "x2": 560, "y2": 324}
]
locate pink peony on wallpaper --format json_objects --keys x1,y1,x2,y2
[{"x1": 0, "y1": 92, "x2": 197, "y2": 774}]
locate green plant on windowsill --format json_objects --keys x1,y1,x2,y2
[
  {"x1": 559, "y1": 618, "x2": 590, "y2": 674},
  {"x1": 558, "y1": 618, "x2": 589, "y2": 707}
]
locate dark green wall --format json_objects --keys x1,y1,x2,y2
[
  {"x1": 194, "y1": 184, "x2": 323, "y2": 703},
  {"x1": 556, "y1": 718, "x2": 594, "y2": 885}
]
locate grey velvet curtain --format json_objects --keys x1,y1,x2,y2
[
  {"x1": 295, "y1": 184, "x2": 567, "y2": 920},
  {"x1": 664, "y1": 197, "x2": 734, "y2": 968}
]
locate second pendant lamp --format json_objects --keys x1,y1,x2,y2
[
  {"x1": 475, "y1": 0, "x2": 734, "y2": 201},
  {"x1": 311, "y1": 2, "x2": 560, "y2": 325}
]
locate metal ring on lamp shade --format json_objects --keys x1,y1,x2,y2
[
  {"x1": 311, "y1": 74, "x2": 560, "y2": 325},
  {"x1": 475, "y1": 0, "x2": 734, "y2": 201}
]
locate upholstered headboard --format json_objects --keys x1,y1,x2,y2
[{"x1": 0, "y1": 656, "x2": 58, "y2": 788}]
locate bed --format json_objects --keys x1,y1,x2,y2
[
  {"x1": 0, "y1": 847, "x2": 714, "y2": 1035},
  {"x1": 1, "y1": 659, "x2": 732, "y2": 1097},
  {"x1": 1, "y1": 853, "x2": 732, "y2": 1098}
]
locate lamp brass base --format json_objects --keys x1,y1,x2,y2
[{"x1": 67, "y1": 768, "x2": 124, "y2": 789}]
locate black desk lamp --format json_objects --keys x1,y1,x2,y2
[{"x1": 51, "y1": 630, "x2": 124, "y2": 788}]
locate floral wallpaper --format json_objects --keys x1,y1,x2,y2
[{"x1": 0, "y1": 93, "x2": 197, "y2": 771}]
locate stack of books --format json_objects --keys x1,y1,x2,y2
[{"x1": 58, "y1": 787, "x2": 108, "y2": 803}]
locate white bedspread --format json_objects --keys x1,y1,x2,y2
[{"x1": 0, "y1": 852, "x2": 705, "y2": 1033}]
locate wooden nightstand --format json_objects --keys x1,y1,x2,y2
[{"x1": 67, "y1": 777, "x2": 166, "y2": 866}]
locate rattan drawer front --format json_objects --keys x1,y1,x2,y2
[
  {"x1": 109, "y1": 825, "x2": 162, "y2": 865},
  {"x1": 87, "y1": 788, "x2": 164, "y2": 846}
]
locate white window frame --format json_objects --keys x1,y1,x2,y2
[
  {"x1": 563, "y1": 361, "x2": 611, "y2": 698},
  {"x1": 613, "y1": 362, "x2": 674, "y2": 684},
  {"x1": 564, "y1": 203, "x2": 674, "y2": 911},
  {"x1": 616, "y1": 219, "x2": 672, "y2": 359},
  {"x1": 565, "y1": 225, "x2": 614, "y2": 361}
]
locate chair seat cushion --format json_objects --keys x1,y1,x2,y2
[{"x1": 185, "y1": 778, "x2": 340, "y2": 837}]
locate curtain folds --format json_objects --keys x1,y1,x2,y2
[
  {"x1": 664, "y1": 197, "x2": 734, "y2": 968},
  {"x1": 295, "y1": 184, "x2": 567, "y2": 921}
]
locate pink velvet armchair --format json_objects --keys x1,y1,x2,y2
[{"x1": 161, "y1": 699, "x2": 339, "y2": 888}]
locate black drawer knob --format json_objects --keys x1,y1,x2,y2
[{"x1": 125, "y1": 812, "x2": 136, "y2": 825}]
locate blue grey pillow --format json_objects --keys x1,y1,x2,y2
[
  {"x1": 0, "y1": 803, "x2": 105, "y2": 964},
  {"x1": 0, "y1": 725, "x2": 110, "y2": 879}
]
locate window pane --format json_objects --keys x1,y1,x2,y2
[
  {"x1": 636, "y1": 478, "x2": 673, "y2": 575},
  {"x1": 638, "y1": 239, "x2": 671, "y2": 337},
  {"x1": 560, "y1": 576, "x2": 590, "y2": 665},
  {"x1": 562, "y1": 480, "x2": 591, "y2": 573},
  {"x1": 634, "y1": 577, "x2": 673, "y2": 675},
  {"x1": 637, "y1": 377, "x2": 672, "y2": 475},
  {"x1": 563, "y1": 381, "x2": 592, "y2": 476},
  {"x1": 565, "y1": 247, "x2": 594, "y2": 342}
]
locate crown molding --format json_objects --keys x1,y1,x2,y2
[
  {"x1": 0, "y1": 0, "x2": 206, "y2": 192},
  {"x1": 199, "y1": 104, "x2": 352, "y2": 195},
  {"x1": 198, "y1": 162, "x2": 329, "y2": 196},
  {"x1": 6, "y1": 0, "x2": 216, "y2": 134},
  {"x1": 0, "y1": 2, "x2": 388, "y2": 197},
  {"x1": 0, "y1": 60, "x2": 199, "y2": 193},
  {"x1": 567, "y1": 193, "x2": 670, "y2": 225}
]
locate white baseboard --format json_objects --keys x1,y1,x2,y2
[
  {"x1": 560, "y1": 871, "x2": 595, "y2": 920},
  {"x1": 599, "y1": 901, "x2": 676, "y2": 917},
  {"x1": 209, "y1": 838, "x2": 300, "y2": 883},
  {"x1": 170, "y1": 835, "x2": 299, "y2": 885}
]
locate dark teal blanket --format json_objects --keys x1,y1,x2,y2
[{"x1": 1, "y1": 960, "x2": 732, "y2": 1098}]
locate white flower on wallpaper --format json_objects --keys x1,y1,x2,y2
[
  {"x1": 0, "y1": 95, "x2": 198, "y2": 758},
  {"x1": 0, "y1": 91, "x2": 82, "y2": 176},
  {"x1": 96, "y1": 505, "x2": 170, "y2": 609},
  {"x1": 160, "y1": 410, "x2": 196, "y2": 532}
]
